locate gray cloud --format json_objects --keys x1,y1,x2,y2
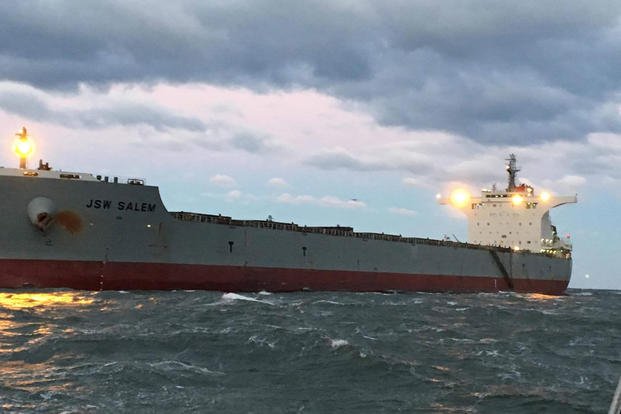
[
  {"x1": 305, "y1": 145, "x2": 447, "y2": 180},
  {"x1": 305, "y1": 148, "x2": 384, "y2": 171},
  {"x1": 230, "y1": 132, "x2": 280, "y2": 154},
  {"x1": 78, "y1": 104, "x2": 206, "y2": 132},
  {"x1": 302, "y1": 130, "x2": 621, "y2": 194},
  {"x1": 0, "y1": 85, "x2": 206, "y2": 132},
  {"x1": 2, "y1": 1, "x2": 621, "y2": 143},
  {"x1": 189, "y1": 126, "x2": 282, "y2": 155},
  {"x1": 0, "y1": 89, "x2": 53, "y2": 119}
]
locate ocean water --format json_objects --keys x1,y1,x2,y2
[{"x1": 0, "y1": 289, "x2": 619, "y2": 413}]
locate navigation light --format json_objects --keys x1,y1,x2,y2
[{"x1": 12, "y1": 127, "x2": 35, "y2": 169}]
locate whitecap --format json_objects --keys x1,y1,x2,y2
[
  {"x1": 448, "y1": 338, "x2": 474, "y2": 344},
  {"x1": 149, "y1": 360, "x2": 224, "y2": 376},
  {"x1": 221, "y1": 293, "x2": 273, "y2": 305},
  {"x1": 247, "y1": 335, "x2": 277, "y2": 349},
  {"x1": 258, "y1": 290, "x2": 272, "y2": 296},
  {"x1": 475, "y1": 349, "x2": 499, "y2": 357},
  {"x1": 329, "y1": 338, "x2": 349, "y2": 349},
  {"x1": 542, "y1": 310, "x2": 558, "y2": 315},
  {"x1": 313, "y1": 300, "x2": 344, "y2": 305}
]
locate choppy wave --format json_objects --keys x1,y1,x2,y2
[{"x1": 0, "y1": 288, "x2": 619, "y2": 413}]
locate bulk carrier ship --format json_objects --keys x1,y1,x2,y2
[{"x1": 0, "y1": 128, "x2": 577, "y2": 294}]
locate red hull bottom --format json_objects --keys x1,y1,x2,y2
[{"x1": 0, "y1": 259, "x2": 569, "y2": 295}]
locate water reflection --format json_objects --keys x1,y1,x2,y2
[
  {"x1": 0, "y1": 318, "x2": 25, "y2": 337},
  {"x1": 0, "y1": 291, "x2": 96, "y2": 397},
  {"x1": 524, "y1": 293, "x2": 561, "y2": 301},
  {"x1": 0, "y1": 291, "x2": 94, "y2": 310},
  {"x1": 0, "y1": 291, "x2": 95, "y2": 352},
  {"x1": 2, "y1": 360, "x2": 71, "y2": 393}
]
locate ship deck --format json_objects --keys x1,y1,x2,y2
[{"x1": 169, "y1": 211, "x2": 527, "y2": 255}]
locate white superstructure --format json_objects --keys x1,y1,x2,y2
[{"x1": 440, "y1": 155, "x2": 577, "y2": 256}]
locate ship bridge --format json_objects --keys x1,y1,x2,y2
[{"x1": 439, "y1": 155, "x2": 577, "y2": 257}]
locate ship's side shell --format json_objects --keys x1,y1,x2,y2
[{"x1": 0, "y1": 171, "x2": 571, "y2": 293}]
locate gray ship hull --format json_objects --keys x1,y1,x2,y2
[{"x1": 0, "y1": 171, "x2": 571, "y2": 293}]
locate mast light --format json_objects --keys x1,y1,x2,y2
[{"x1": 13, "y1": 127, "x2": 35, "y2": 169}]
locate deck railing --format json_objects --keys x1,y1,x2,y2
[{"x1": 169, "y1": 211, "x2": 526, "y2": 255}]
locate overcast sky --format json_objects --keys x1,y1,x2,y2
[{"x1": 1, "y1": 1, "x2": 619, "y2": 289}]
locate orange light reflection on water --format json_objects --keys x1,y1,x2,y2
[
  {"x1": 1, "y1": 360, "x2": 71, "y2": 394},
  {"x1": 0, "y1": 318, "x2": 22, "y2": 335},
  {"x1": 0, "y1": 291, "x2": 98, "y2": 399},
  {"x1": 524, "y1": 293, "x2": 561, "y2": 301},
  {"x1": 0, "y1": 292, "x2": 94, "y2": 310},
  {"x1": 0, "y1": 292, "x2": 95, "y2": 357}
]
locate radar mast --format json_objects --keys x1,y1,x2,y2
[{"x1": 506, "y1": 154, "x2": 520, "y2": 191}]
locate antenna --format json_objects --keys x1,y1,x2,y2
[{"x1": 505, "y1": 154, "x2": 520, "y2": 191}]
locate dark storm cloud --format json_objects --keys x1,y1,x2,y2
[{"x1": 2, "y1": 1, "x2": 621, "y2": 143}]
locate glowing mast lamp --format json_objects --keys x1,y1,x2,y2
[{"x1": 13, "y1": 127, "x2": 35, "y2": 169}]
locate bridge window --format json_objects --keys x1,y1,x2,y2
[
  {"x1": 127, "y1": 178, "x2": 145, "y2": 185},
  {"x1": 60, "y1": 173, "x2": 80, "y2": 179}
]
